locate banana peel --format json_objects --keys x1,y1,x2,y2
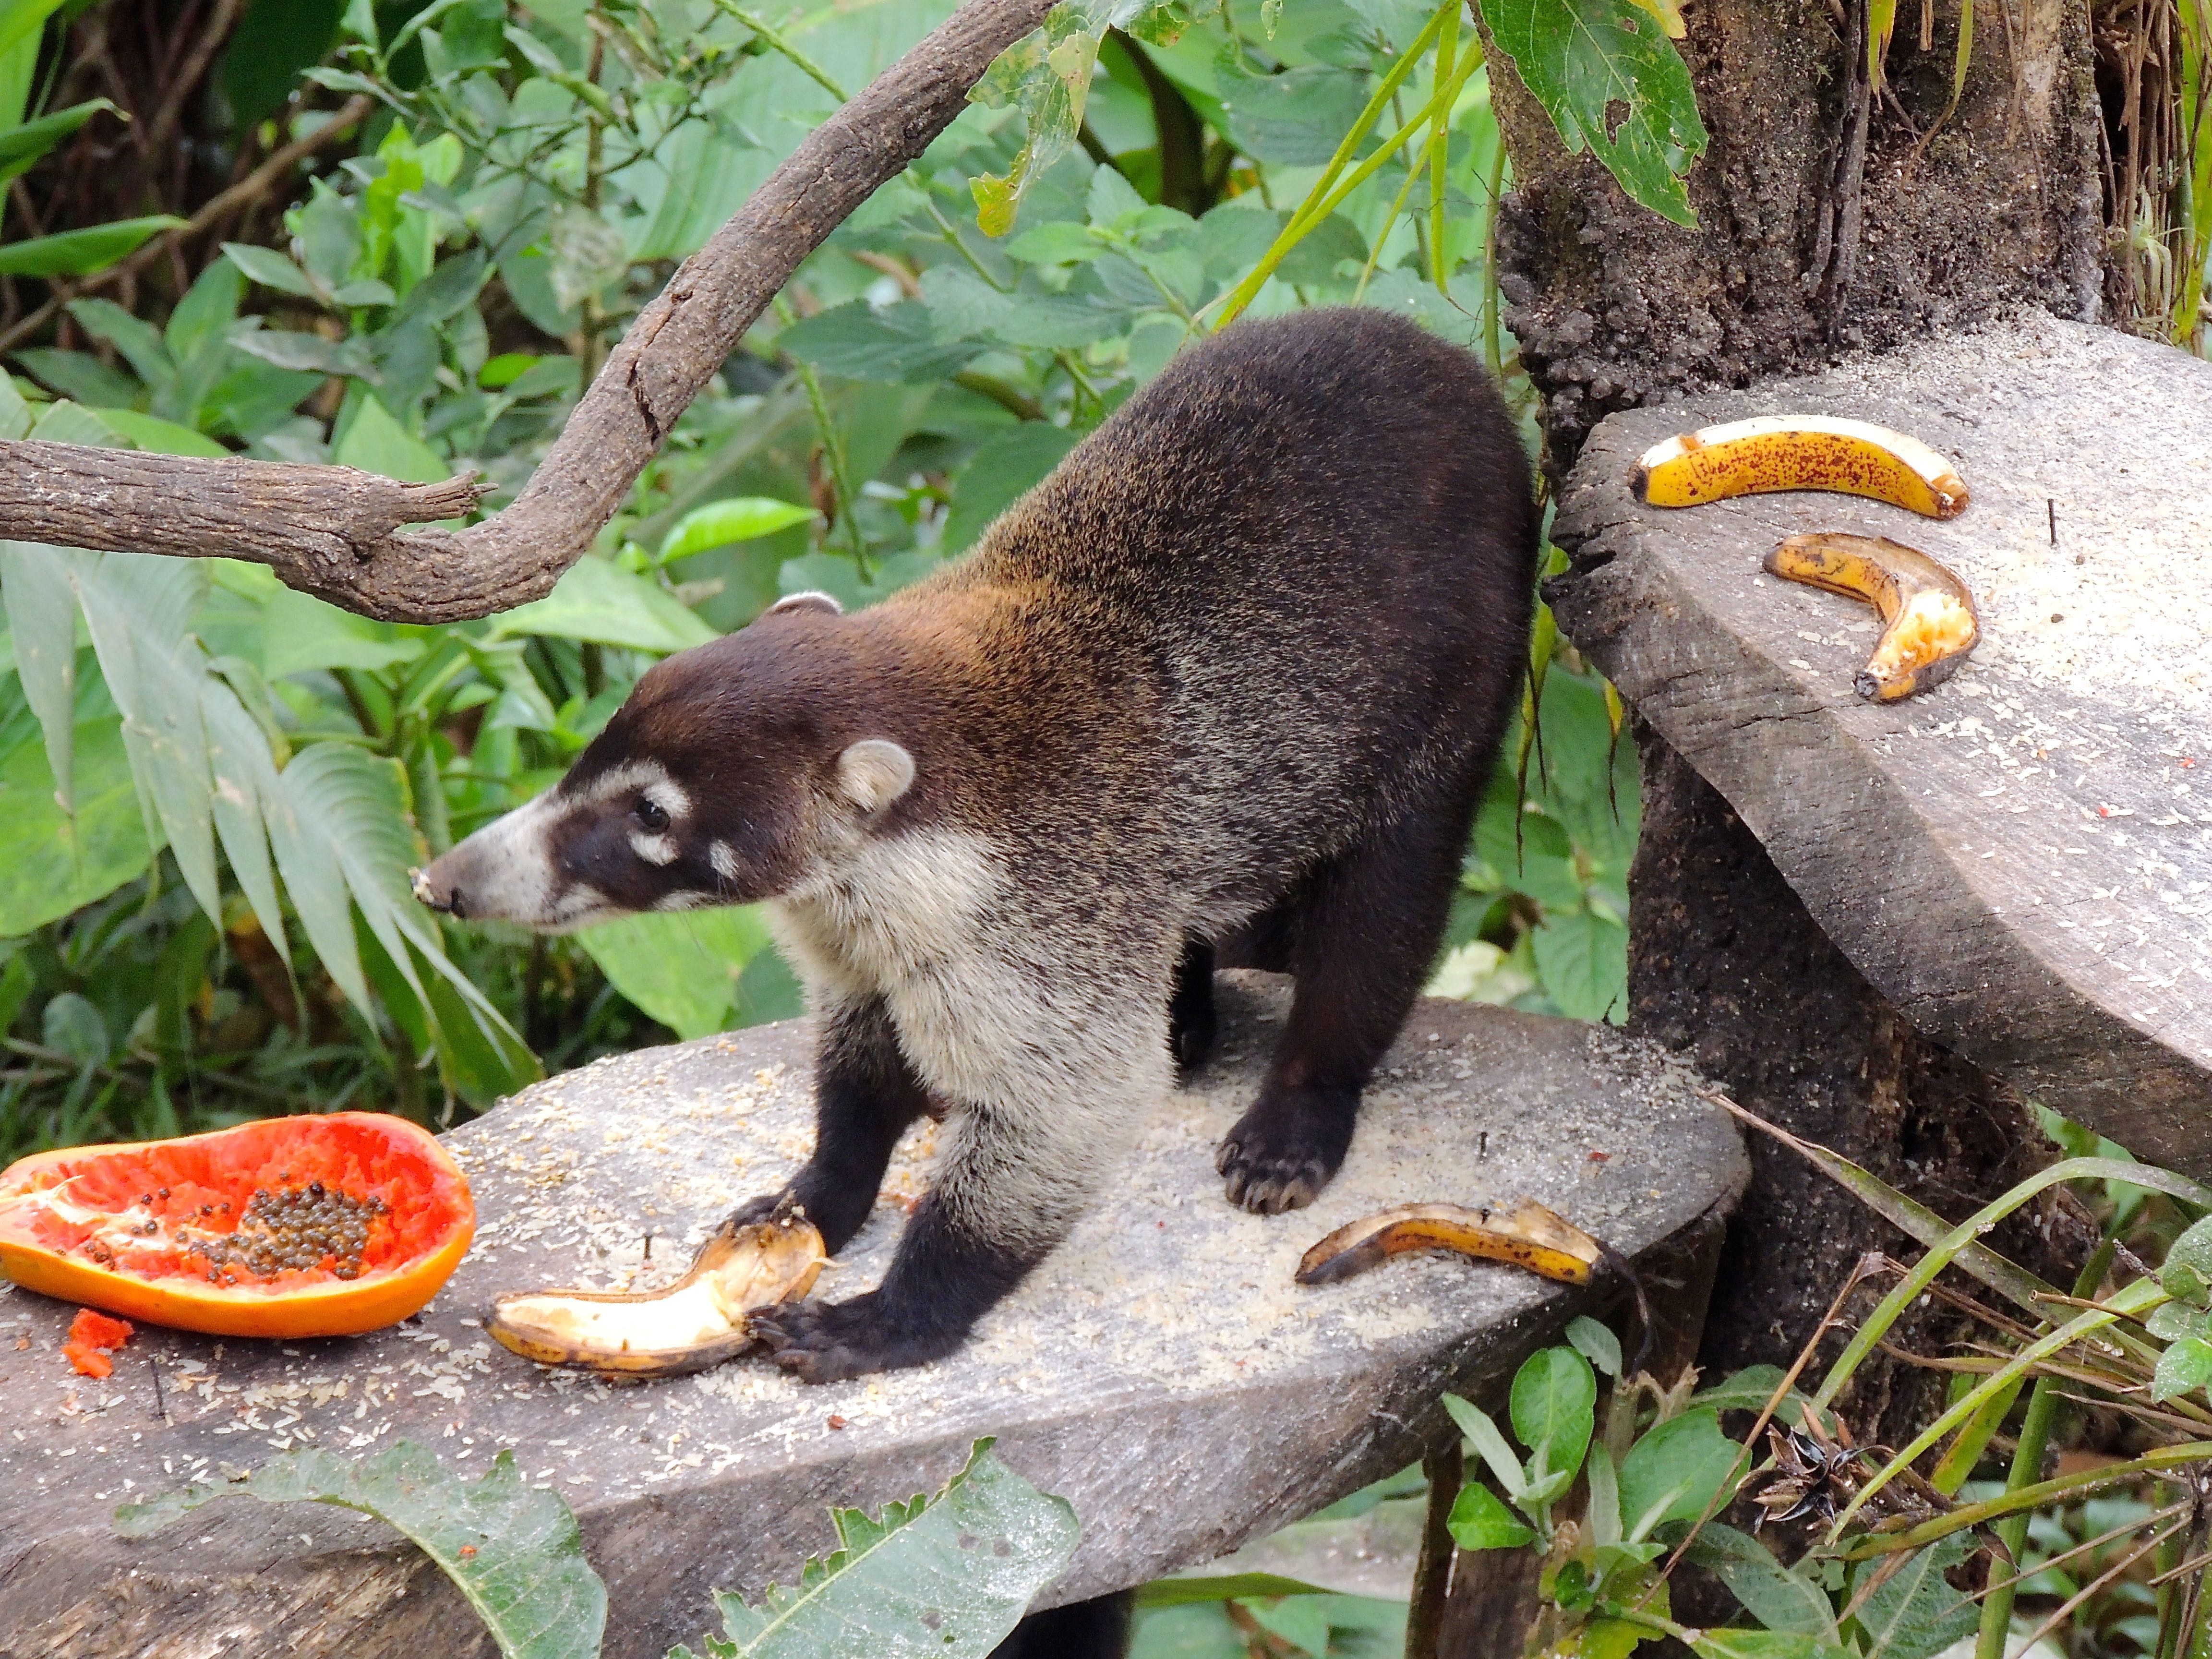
[
  {"x1": 1633, "y1": 416, "x2": 1970, "y2": 519},
  {"x1": 1763, "y1": 532, "x2": 1980, "y2": 702},
  {"x1": 1297, "y1": 1201, "x2": 1606, "y2": 1287},
  {"x1": 488, "y1": 1208, "x2": 824, "y2": 1379}
]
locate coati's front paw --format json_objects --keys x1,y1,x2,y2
[
  {"x1": 752, "y1": 1292, "x2": 965, "y2": 1384},
  {"x1": 1215, "y1": 1086, "x2": 1358, "y2": 1214}
]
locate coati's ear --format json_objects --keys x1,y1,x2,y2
[
  {"x1": 836, "y1": 739, "x2": 914, "y2": 813},
  {"x1": 769, "y1": 590, "x2": 842, "y2": 618}
]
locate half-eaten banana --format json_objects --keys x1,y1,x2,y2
[
  {"x1": 488, "y1": 1208, "x2": 824, "y2": 1378},
  {"x1": 1633, "y1": 416, "x2": 1970, "y2": 519},
  {"x1": 1296, "y1": 1201, "x2": 1605, "y2": 1287},
  {"x1": 1763, "y1": 532, "x2": 1980, "y2": 702}
]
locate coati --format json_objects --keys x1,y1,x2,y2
[{"x1": 414, "y1": 307, "x2": 1539, "y2": 1383}]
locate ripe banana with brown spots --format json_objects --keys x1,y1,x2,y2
[
  {"x1": 1633, "y1": 416, "x2": 1970, "y2": 518},
  {"x1": 1763, "y1": 532, "x2": 1981, "y2": 702}
]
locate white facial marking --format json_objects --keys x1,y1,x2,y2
[
  {"x1": 631, "y1": 832, "x2": 678, "y2": 866},
  {"x1": 709, "y1": 841, "x2": 740, "y2": 882},
  {"x1": 836, "y1": 739, "x2": 914, "y2": 814},
  {"x1": 431, "y1": 791, "x2": 615, "y2": 932},
  {"x1": 581, "y1": 758, "x2": 683, "y2": 814}
]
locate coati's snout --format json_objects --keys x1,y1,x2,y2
[{"x1": 411, "y1": 592, "x2": 916, "y2": 933}]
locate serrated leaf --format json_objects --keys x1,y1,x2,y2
[
  {"x1": 778, "y1": 300, "x2": 982, "y2": 385},
  {"x1": 1446, "y1": 1481, "x2": 1536, "y2": 1551},
  {"x1": 1476, "y1": 0, "x2": 1707, "y2": 226},
  {"x1": 115, "y1": 1443, "x2": 604, "y2": 1659},
  {"x1": 1533, "y1": 905, "x2": 1628, "y2": 1022},
  {"x1": 1687, "y1": 1524, "x2": 1840, "y2": 1640},
  {"x1": 1851, "y1": 1533, "x2": 1977, "y2": 1659},
  {"x1": 699, "y1": 1440, "x2": 1078, "y2": 1658}
]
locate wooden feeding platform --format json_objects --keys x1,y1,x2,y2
[
  {"x1": 1553, "y1": 315, "x2": 2212, "y2": 1172},
  {"x1": 0, "y1": 974, "x2": 1744, "y2": 1658}
]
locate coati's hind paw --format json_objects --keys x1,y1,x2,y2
[
  {"x1": 752, "y1": 1292, "x2": 963, "y2": 1384},
  {"x1": 1215, "y1": 1086, "x2": 1358, "y2": 1214}
]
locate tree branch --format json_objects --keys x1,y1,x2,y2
[{"x1": 0, "y1": 0, "x2": 1055, "y2": 622}]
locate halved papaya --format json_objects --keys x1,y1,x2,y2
[{"x1": 0, "y1": 1113, "x2": 474, "y2": 1339}]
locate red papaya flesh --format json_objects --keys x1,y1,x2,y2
[{"x1": 0, "y1": 1113, "x2": 473, "y2": 1338}]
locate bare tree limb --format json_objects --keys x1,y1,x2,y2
[{"x1": 0, "y1": 0, "x2": 1055, "y2": 621}]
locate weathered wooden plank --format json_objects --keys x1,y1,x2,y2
[
  {"x1": 0, "y1": 975, "x2": 1743, "y2": 1658},
  {"x1": 1553, "y1": 316, "x2": 2212, "y2": 1170}
]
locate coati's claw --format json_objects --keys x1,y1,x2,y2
[
  {"x1": 751, "y1": 1292, "x2": 962, "y2": 1383},
  {"x1": 1216, "y1": 1087, "x2": 1358, "y2": 1214}
]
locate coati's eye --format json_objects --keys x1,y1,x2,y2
[{"x1": 634, "y1": 796, "x2": 669, "y2": 833}]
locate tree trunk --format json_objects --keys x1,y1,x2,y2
[{"x1": 1488, "y1": 0, "x2": 2105, "y2": 476}]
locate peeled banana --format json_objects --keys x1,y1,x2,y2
[
  {"x1": 1763, "y1": 532, "x2": 1980, "y2": 702},
  {"x1": 1633, "y1": 416, "x2": 1970, "y2": 519},
  {"x1": 488, "y1": 1207, "x2": 824, "y2": 1378},
  {"x1": 1295, "y1": 1200, "x2": 1605, "y2": 1287}
]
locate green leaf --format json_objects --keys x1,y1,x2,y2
[
  {"x1": 0, "y1": 215, "x2": 184, "y2": 276},
  {"x1": 0, "y1": 0, "x2": 70, "y2": 75},
  {"x1": 1585, "y1": 1441, "x2": 1623, "y2": 1546},
  {"x1": 1240, "y1": 1595, "x2": 1333, "y2": 1656},
  {"x1": 0, "y1": 99, "x2": 113, "y2": 186},
  {"x1": 2152, "y1": 1336, "x2": 2212, "y2": 1403},
  {"x1": 1512, "y1": 1346, "x2": 1597, "y2": 1486},
  {"x1": 1533, "y1": 906, "x2": 1628, "y2": 1023},
  {"x1": 1442, "y1": 1393, "x2": 1526, "y2": 1498},
  {"x1": 1475, "y1": 0, "x2": 1707, "y2": 226},
  {"x1": 1567, "y1": 1616, "x2": 1656, "y2": 1659},
  {"x1": 657, "y1": 498, "x2": 820, "y2": 564},
  {"x1": 2146, "y1": 1302, "x2": 2211, "y2": 1343},
  {"x1": 165, "y1": 258, "x2": 244, "y2": 367},
  {"x1": 66, "y1": 297, "x2": 173, "y2": 386},
  {"x1": 222, "y1": 240, "x2": 323, "y2": 298},
  {"x1": 778, "y1": 300, "x2": 983, "y2": 385},
  {"x1": 0, "y1": 539, "x2": 78, "y2": 811},
  {"x1": 2161, "y1": 1216, "x2": 2212, "y2": 1303},
  {"x1": 336, "y1": 392, "x2": 447, "y2": 483},
  {"x1": 942, "y1": 422, "x2": 1078, "y2": 555},
  {"x1": 1446, "y1": 1481, "x2": 1536, "y2": 1551},
  {"x1": 1568, "y1": 1315, "x2": 1623, "y2": 1378},
  {"x1": 12, "y1": 347, "x2": 142, "y2": 408},
  {"x1": 1689, "y1": 1364, "x2": 1825, "y2": 1428},
  {"x1": 578, "y1": 908, "x2": 775, "y2": 1039},
  {"x1": 698, "y1": 1440, "x2": 1078, "y2": 1658},
  {"x1": 1692, "y1": 1633, "x2": 1840, "y2": 1659},
  {"x1": 1616, "y1": 1407, "x2": 1741, "y2": 1540},
  {"x1": 966, "y1": 5, "x2": 1103, "y2": 237},
  {"x1": 0, "y1": 370, "x2": 31, "y2": 437},
  {"x1": 1851, "y1": 1533, "x2": 1977, "y2": 1659},
  {"x1": 92, "y1": 408, "x2": 229, "y2": 457},
  {"x1": 116, "y1": 1443, "x2": 605, "y2": 1659},
  {"x1": 1004, "y1": 221, "x2": 1103, "y2": 264},
  {"x1": 261, "y1": 585, "x2": 429, "y2": 679},
  {"x1": 488, "y1": 554, "x2": 716, "y2": 656},
  {"x1": 1686, "y1": 1524, "x2": 1841, "y2": 1641},
  {"x1": 0, "y1": 715, "x2": 156, "y2": 934}
]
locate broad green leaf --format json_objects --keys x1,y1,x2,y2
[
  {"x1": 68, "y1": 550, "x2": 224, "y2": 923},
  {"x1": 657, "y1": 499, "x2": 819, "y2": 565},
  {"x1": 92, "y1": 408, "x2": 228, "y2": 457},
  {"x1": 199, "y1": 676, "x2": 289, "y2": 971},
  {"x1": 1564, "y1": 1617, "x2": 1653, "y2": 1659},
  {"x1": 232, "y1": 324, "x2": 377, "y2": 379},
  {"x1": 1690, "y1": 1364, "x2": 1824, "y2": 1428},
  {"x1": 0, "y1": 98, "x2": 112, "y2": 185},
  {"x1": 13, "y1": 346, "x2": 143, "y2": 408},
  {"x1": 2153, "y1": 1336, "x2": 2212, "y2": 1403},
  {"x1": 2147, "y1": 1302, "x2": 2211, "y2": 1343},
  {"x1": 778, "y1": 300, "x2": 983, "y2": 385},
  {"x1": 1476, "y1": 0, "x2": 1707, "y2": 226},
  {"x1": 2161, "y1": 1215, "x2": 2212, "y2": 1303},
  {"x1": 30, "y1": 395, "x2": 121, "y2": 445},
  {"x1": 336, "y1": 392, "x2": 447, "y2": 483},
  {"x1": 578, "y1": 907, "x2": 776, "y2": 1038},
  {"x1": 1533, "y1": 906, "x2": 1628, "y2": 1023},
  {"x1": 688, "y1": 1440, "x2": 1078, "y2": 1659},
  {"x1": 0, "y1": 716, "x2": 156, "y2": 933},
  {"x1": 489, "y1": 554, "x2": 716, "y2": 655},
  {"x1": 1692, "y1": 1633, "x2": 1839, "y2": 1659},
  {"x1": 0, "y1": 369, "x2": 29, "y2": 436},
  {"x1": 1512, "y1": 1345, "x2": 1597, "y2": 1486},
  {"x1": 262, "y1": 585, "x2": 430, "y2": 679},
  {"x1": 0, "y1": 0, "x2": 69, "y2": 75},
  {"x1": 1240, "y1": 1594, "x2": 1332, "y2": 1656},
  {"x1": 1442, "y1": 1393, "x2": 1526, "y2": 1498},
  {"x1": 66, "y1": 296, "x2": 172, "y2": 385},
  {"x1": 0, "y1": 215, "x2": 185, "y2": 276},
  {"x1": 942, "y1": 422, "x2": 1078, "y2": 555},
  {"x1": 1686, "y1": 1524, "x2": 1840, "y2": 1640},
  {"x1": 116, "y1": 1443, "x2": 605, "y2": 1659},
  {"x1": 1568, "y1": 1315, "x2": 1623, "y2": 1378},
  {"x1": 1851, "y1": 1533, "x2": 1977, "y2": 1659},
  {"x1": 0, "y1": 539, "x2": 78, "y2": 810},
  {"x1": 261, "y1": 744, "x2": 370, "y2": 1010},
  {"x1": 1444, "y1": 1482, "x2": 1535, "y2": 1551},
  {"x1": 1616, "y1": 1407, "x2": 1740, "y2": 1540},
  {"x1": 221, "y1": 240, "x2": 323, "y2": 298}
]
